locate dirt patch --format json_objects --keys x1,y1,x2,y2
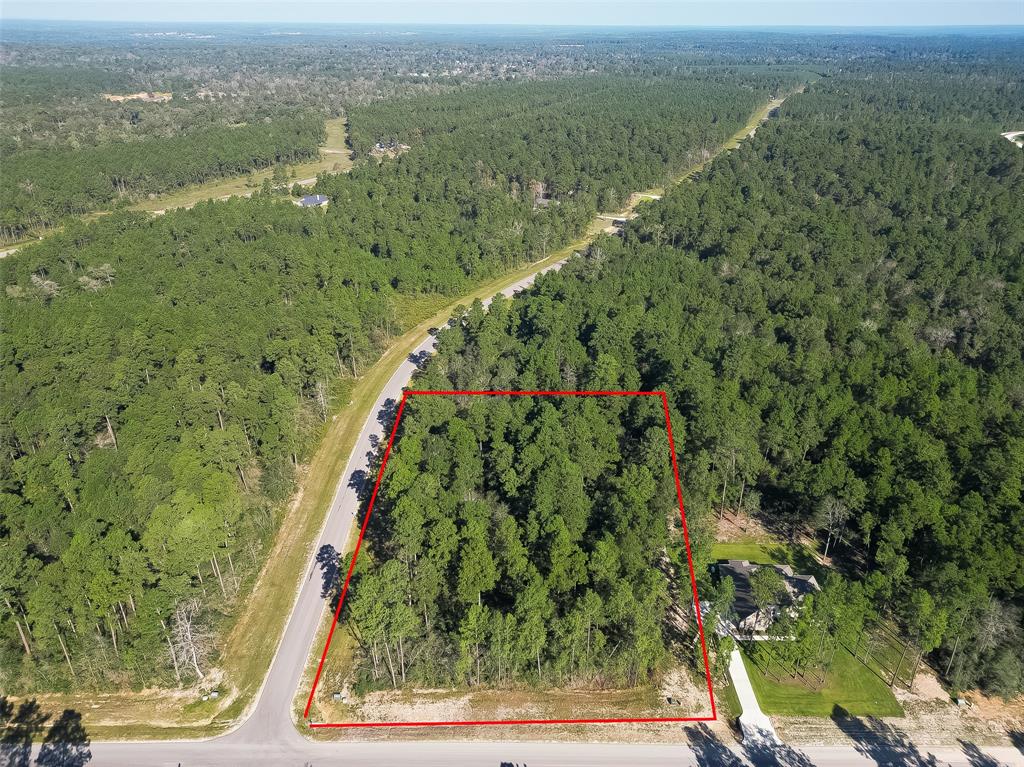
[
  {"x1": 357, "y1": 689, "x2": 476, "y2": 723},
  {"x1": 102, "y1": 91, "x2": 172, "y2": 103},
  {"x1": 22, "y1": 676, "x2": 232, "y2": 730},
  {"x1": 716, "y1": 509, "x2": 773, "y2": 543},
  {"x1": 964, "y1": 689, "x2": 1024, "y2": 732},
  {"x1": 895, "y1": 669, "x2": 949, "y2": 704},
  {"x1": 311, "y1": 672, "x2": 739, "y2": 743},
  {"x1": 659, "y1": 668, "x2": 715, "y2": 717},
  {"x1": 332, "y1": 670, "x2": 718, "y2": 727}
]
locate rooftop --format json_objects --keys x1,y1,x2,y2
[{"x1": 716, "y1": 559, "x2": 820, "y2": 626}]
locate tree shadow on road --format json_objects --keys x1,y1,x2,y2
[
  {"x1": 316, "y1": 544, "x2": 341, "y2": 602},
  {"x1": 347, "y1": 468, "x2": 370, "y2": 497},
  {"x1": 684, "y1": 723, "x2": 744, "y2": 766},
  {"x1": 376, "y1": 397, "x2": 399, "y2": 432},
  {"x1": 1, "y1": 699, "x2": 91, "y2": 767},
  {"x1": 408, "y1": 350, "x2": 432, "y2": 370},
  {"x1": 740, "y1": 736, "x2": 815, "y2": 766},
  {"x1": 959, "y1": 739, "x2": 1003, "y2": 767},
  {"x1": 1, "y1": 697, "x2": 48, "y2": 767},
  {"x1": 36, "y1": 709, "x2": 91, "y2": 767},
  {"x1": 1009, "y1": 730, "x2": 1024, "y2": 757},
  {"x1": 831, "y1": 704, "x2": 939, "y2": 766}
]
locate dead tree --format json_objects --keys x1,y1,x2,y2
[{"x1": 172, "y1": 598, "x2": 210, "y2": 681}]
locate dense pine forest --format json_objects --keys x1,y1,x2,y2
[
  {"x1": 388, "y1": 68, "x2": 1024, "y2": 697},
  {"x1": 343, "y1": 392, "x2": 684, "y2": 689},
  {"x1": 2, "y1": 22, "x2": 1022, "y2": 710},
  {"x1": 0, "y1": 73, "x2": 775, "y2": 692}
]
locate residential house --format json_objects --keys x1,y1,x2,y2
[
  {"x1": 714, "y1": 559, "x2": 820, "y2": 635},
  {"x1": 297, "y1": 194, "x2": 330, "y2": 208}
]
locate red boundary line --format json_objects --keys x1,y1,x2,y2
[{"x1": 303, "y1": 390, "x2": 717, "y2": 727}]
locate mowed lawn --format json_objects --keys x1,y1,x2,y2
[
  {"x1": 712, "y1": 541, "x2": 782, "y2": 563},
  {"x1": 741, "y1": 645, "x2": 903, "y2": 718}
]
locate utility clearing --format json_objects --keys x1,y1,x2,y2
[{"x1": 134, "y1": 116, "x2": 353, "y2": 213}]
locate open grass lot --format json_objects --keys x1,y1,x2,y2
[
  {"x1": 741, "y1": 645, "x2": 903, "y2": 718},
  {"x1": 711, "y1": 535, "x2": 829, "y2": 584},
  {"x1": 717, "y1": 676, "x2": 743, "y2": 723},
  {"x1": 711, "y1": 541, "x2": 785, "y2": 563}
]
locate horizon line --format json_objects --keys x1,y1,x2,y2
[{"x1": 3, "y1": 17, "x2": 1024, "y2": 30}]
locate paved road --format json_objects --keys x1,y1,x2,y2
[
  {"x1": 48, "y1": 253, "x2": 1024, "y2": 767},
  {"x1": 24, "y1": 94, "x2": 1023, "y2": 766},
  {"x1": 214, "y1": 256, "x2": 573, "y2": 751},
  {"x1": 48, "y1": 737, "x2": 1024, "y2": 766}
]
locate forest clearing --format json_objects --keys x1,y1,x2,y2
[{"x1": 132, "y1": 116, "x2": 353, "y2": 213}]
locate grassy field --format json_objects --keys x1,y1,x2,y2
[
  {"x1": 717, "y1": 676, "x2": 743, "y2": 723},
  {"x1": 2, "y1": 118, "x2": 352, "y2": 253},
  {"x1": 130, "y1": 116, "x2": 352, "y2": 213},
  {"x1": 741, "y1": 645, "x2": 903, "y2": 718},
  {"x1": 711, "y1": 541, "x2": 783, "y2": 563}
]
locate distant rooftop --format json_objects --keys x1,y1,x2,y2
[{"x1": 298, "y1": 194, "x2": 329, "y2": 207}]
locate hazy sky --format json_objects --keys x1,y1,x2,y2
[{"x1": 2, "y1": 1, "x2": 1022, "y2": 26}]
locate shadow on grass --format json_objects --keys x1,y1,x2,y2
[
  {"x1": 1, "y1": 698, "x2": 91, "y2": 767},
  {"x1": 831, "y1": 704, "x2": 938, "y2": 766}
]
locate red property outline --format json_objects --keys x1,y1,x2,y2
[{"x1": 303, "y1": 390, "x2": 717, "y2": 728}]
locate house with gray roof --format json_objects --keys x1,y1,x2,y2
[
  {"x1": 297, "y1": 194, "x2": 329, "y2": 208},
  {"x1": 714, "y1": 559, "x2": 820, "y2": 635}
]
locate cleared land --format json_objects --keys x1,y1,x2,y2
[
  {"x1": 0, "y1": 117, "x2": 352, "y2": 255},
  {"x1": 131, "y1": 116, "x2": 352, "y2": 213}
]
